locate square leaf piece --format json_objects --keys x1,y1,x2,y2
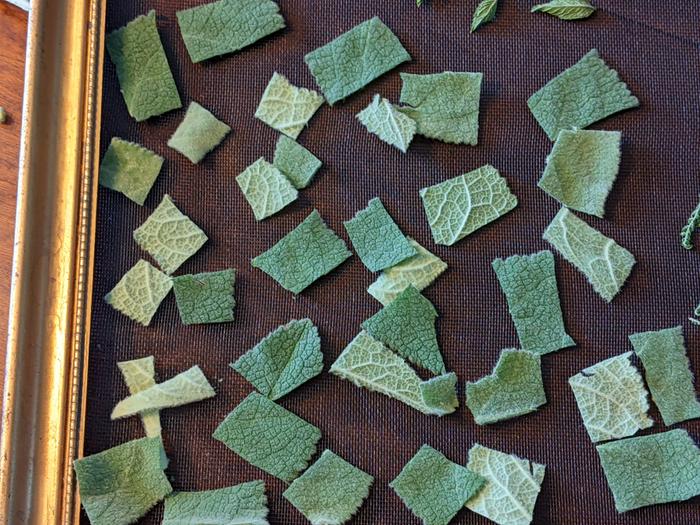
[
  {"x1": 344, "y1": 197, "x2": 416, "y2": 272},
  {"x1": 105, "y1": 259, "x2": 173, "y2": 326},
  {"x1": 390, "y1": 445, "x2": 485, "y2": 525},
  {"x1": 252, "y1": 210, "x2": 351, "y2": 293},
  {"x1": 399, "y1": 71, "x2": 483, "y2": 145},
  {"x1": 528, "y1": 49, "x2": 639, "y2": 140},
  {"x1": 255, "y1": 72, "x2": 324, "y2": 139},
  {"x1": 236, "y1": 157, "x2": 298, "y2": 220},
  {"x1": 538, "y1": 129, "x2": 621, "y2": 218},
  {"x1": 176, "y1": 0, "x2": 285, "y2": 63},
  {"x1": 168, "y1": 101, "x2": 231, "y2": 164},
  {"x1": 420, "y1": 164, "x2": 517, "y2": 246},
  {"x1": 357, "y1": 94, "x2": 416, "y2": 153},
  {"x1": 134, "y1": 194, "x2": 208, "y2": 275},
  {"x1": 74, "y1": 437, "x2": 172, "y2": 525},
  {"x1": 273, "y1": 135, "x2": 322, "y2": 189},
  {"x1": 304, "y1": 17, "x2": 411, "y2": 105},
  {"x1": 172, "y1": 269, "x2": 236, "y2": 325},
  {"x1": 99, "y1": 138, "x2": 164, "y2": 205},
  {"x1": 283, "y1": 450, "x2": 374, "y2": 525},
  {"x1": 213, "y1": 391, "x2": 321, "y2": 482},
  {"x1": 106, "y1": 11, "x2": 182, "y2": 121}
]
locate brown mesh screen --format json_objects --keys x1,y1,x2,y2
[{"x1": 85, "y1": 1, "x2": 700, "y2": 523}]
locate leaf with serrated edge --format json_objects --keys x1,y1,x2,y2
[
  {"x1": 531, "y1": 0, "x2": 596, "y2": 20},
  {"x1": 236, "y1": 157, "x2": 298, "y2": 221},
  {"x1": 471, "y1": 0, "x2": 498, "y2": 32},
  {"x1": 357, "y1": 94, "x2": 416, "y2": 153},
  {"x1": 117, "y1": 356, "x2": 162, "y2": 437}
]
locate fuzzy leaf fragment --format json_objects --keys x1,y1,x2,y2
[
  {"x1": 168, "y1": 101, "x2": 231, "y2": 164},
  {"x1": 273, "y1": 135, "x2": 322, "y2": 189},
  {"x1": 172, "y1": 269, "x2": 236, "y2": 325},
  {"x1": 531, "y1": 0, "x2": 596, "y2": 20},
  {"x1": 236, "y1": 157, "x2": 298, "y2": 220},
  {"x1": 357, "y1": 95, "x2": 416, "y2": 153},
  {"x1": 117, "y1": 356, "x2": 162, "y2": 437},
  {"x1": 99, "y1": 138, "x2": 164, "y2": 206}
]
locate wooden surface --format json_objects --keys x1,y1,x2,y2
[{"x1": 0, "y1": 2, "x2": 27, "y2": 381}]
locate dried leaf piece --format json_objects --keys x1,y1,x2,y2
[
  {"x1": 391, "y1": 445, "x2": 485, "y2": 525},
  {"x1": 357, "y1": 95, "x2": 416, "y2": 153},
  {"x1": 492, "y1": 251, "x2": 574, "y2": 355},
  {"x1": 236, "y1": 157, "x2": 298, "y2": 220},
  {"x1": 74, "y1": 437, "x2": 172, "y2": 525},
  {"x1": 470, "y1": 0, "x2": 499, "y2": 32},
  {"x1": 252, "y1": 210, "x2": 351, "y2": 293},
  {"x1": 399, "y1": 72, "x2": 482, "y2": 145},
  {"x1": 596, "y1": 430, "x2": 700, "y2": 512},
  {"x1": 172, "y1": 269, "x2": 236, "y2": 325},
  {"x1": 344, "y1": 197, "x2": 416, "y2": 272},
  {"x1": 419, "y1": 372, "x2": 459, "y2": 414},
  {"x1": 163, "y1": 480, "x2": 269, "y2": 525},
  {"x1": 117, "y1": 356, "x2": 162, "y2": 437},
  {"x1": 531, "y1": 0, "x2": 596, "y2": 20},
  {"x1": 304, "y1": 17, "x2": 411, "y2": 105},
  {"x1": 273, "y1": 135, "x2": 322, "y2": 189},
  {"x1": 232, "y1": 319, "x2": 323, "y2": 400},
  {"x1": 420, "y1": 165, "x2": 517, "y2": 246},
  {"x1": 466, "y1": 444, "x2": 545, "y2": 525},
  {"x1": 362, "y1": 285, "x2": 444, "y2": 374},
  {"x1": 112, "y1": 365, "x2": 215, "y2": 419},
  {"x1": 255, "y1": 72, "x2": 324, "y2": 139},
  {"x1": 528, "y1": 49, "x2": 639, "y2": 140},
  {"x1": 466, "y1": 349, "x2": 546, "y2": 425},
  {"x1": 106, "y1": 10, "x2": 182, "y2": 121},
  {"x1": 133, "y1": 195, "x2": 208, "y2": 275},
  {"x1": 629, "y1": 326, "x2": 700, "y2": 426},
  {"x1": 99, "y1": 138, "x2": 164, "y2": 206},
  {"x1": 680, "y1": 196, "x2": 700, "y2": 250},
  {"x1": 168, "y1": 101, "x2": 231, "y2": 164},
  {"x1": 283, "y1": 450, "x2": 373, "y2": 525},
  {"x1": 569, "y1": 352, "x2": 652, "y2": 443},
  {"x1": 213, "y1": 392, "x2": 321, "y2": 482},
  {"x1": 176, "y1": 0, "x2": 285, "y2": 63},
  {"x1": 543, "y1": 207, "x2": 635, "y2": 302},
  {"x1": 104, "y1": 259, "x2": 173, "y2": 326}
]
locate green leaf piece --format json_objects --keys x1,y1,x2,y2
[
  {"x1": 362, "y1": 285, "x2": 444, "y2": 374},
  {"x1": 106, "y1": 11, "x2": 182, "y2": 121},
  {"x1": 538, "y1": 129, "x2": 621, "y2": 218},
  {"x1": 344, "y1": 197, "x2": 416, "y2": 272},
  {"x1": 133, "y1": 194, "x2": 208, "y2": 275},
  {"x1": 99, "y1": 138, "x2": 164, "y2": 206},
  {"x1": 543, "y1": 207, "x2": 635, "y2": 302},
  {"x1": 531, "y1": 0, "x2": 596, "y2": 20},
  {"x1": 304, "y1": 17, "x2": 411, "y2": 105},
  {"x1": 470, "y1": 0, "x2": 499, "y2": 32},
  {"x1": 273, "y1": 135, "x2": 322, "y2": 189},
  {"x1": 569, "y1": 352, "x2": 652, "y2": 443},
  {"x1": 163, "y1": 480, "x2": 269, "y2": 525},
  {"x1": 420, "y1": 164, "x2": 518, "y2": 246},
  {"x1": 596, "y1": 429, "x2": 700, "y2": 512},
  {"x1": 232, "y1": 319, "x2": 323, "y2": 400},
  {"x1": 112, "y1": 365, "x2": 215, "y2": 420},
  {"x1": 492, "y1": 251, "x2": 574, "y2": 355},
  {"x1": 330, "y1": 331, "x2": 456, "y2": 416},
  {"x1": 466, "y1": 444, "x2": 545, "y2": 525},
  {"x1": 252, "y1": 210, "x2": 352, "y2": 294},
  {"x1": 117, "y1": 356, "x2": 162, "y2": 437},
  {"x1": 74, "y1": 437, "x2": 172, "y2": 525},
  {"x1": 466, "y1": 349, "x2": 546, "y2": 425},
  {"x1": 680, "y1": 196, "x2": 700, "y2": 250},
  {"x1": 356, "y1": 95, "x2": 416, "y2": 153},
  {"x1": 176, "y1": 0, "x2": 285, "y2": 63},
  {"x1": 104, "y1": 259, "x2": 173, "y2": 326},
  {"x1": 168, "y1": 101, "x2": 231, "y2": 164},
  {"x1": 399, "y1": 72, "x2": 482, "y2": 145},
  {"x1": 629, "y1": 326, "x2": 700, "y2": 426},
  {"x1": 255, "y1": 72, "x2": 324, "y2": 139},
  {"x1": 172, "y1": 269, "x2": 236, "y2": 325},
  {"x1": 213, "y1": 392, "x2": 321, "y2": 482},
  {"x1": 236, "y1": 157, "x2": 299, "y2": 220},
  {"x1": 368, "y1": 238, "x2": 447, "y2": 306},
  {"x1": 390, "y1": 445, "x2": 485, "y2": 525},
  {"x1": 283, "y1": 450, "x2": 374, "y2": 525},
  {"x1": 527, "y1": 49, "x2": 639, "y2": 140}
]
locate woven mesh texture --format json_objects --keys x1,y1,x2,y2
[{"x1": 85, "y1": 1, "x2": 700, "y2": 523}]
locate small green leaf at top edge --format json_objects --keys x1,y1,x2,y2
[
  {"x1": 531, "y1": 0, "x2": 596, "y2": 20},
  {"x1": 471, "y1": 0, "x2": 498, "y2": 32}
]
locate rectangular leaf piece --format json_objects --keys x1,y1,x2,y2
[
  {"x1": 117, "y1": 356, "x2": 162, "y2": 437},
  {"x1": 492, "y1": 250, "x2": 574, "y2": 355},
  {"x1": 543, "y1": 207, "x2": 635, "y2": 302},
  {"x1": 99, "y1": 138, "x2": 164, "y2": 206},
  {"x1": 304, "y1": 17, "x2": 411, "y2": 105},
  {"x1": 106, "y1": 11, "x2": 181, "y2": 121},
  {"x1": 168, "y1": 101, "x2": 231, "y2": 164},
  {"x1": 172, "y1": 269, "x2": 236, "y2": 325},
  {"x1": 236, "y1": 157, "x2": 298, "y2": 220},
  {"x1": 176, "y1": 0, "x2": 285, "y2": 63},
  {"x1": 273, "y1": 135, "x2": 322, "y2": 189},
  {"x1": 596, "y1": 430, "x2": 700, "y2": 512}
]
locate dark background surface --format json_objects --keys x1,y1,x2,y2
[{"x1": 86, "y1": 1, "x2": 700, "y2": 524}]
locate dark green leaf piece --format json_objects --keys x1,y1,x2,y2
[
  {"x1": 681, "y1": 196, "x2": 700, "y2": 250},
  {"x1": 168, "y1": 102, "x2": 231, "y2": 164},
  {"x1": 99, "y1": 138, "x2": 164, "y2": 206},
  {"x1": 273, "y1": 135, "x2": 322, "y2": 189},
  {"x1": 531, "y1": 0, "x2": 596, "y2": 20},
  {"x1": 172, "y1": 269, "x2": 236, "y2": 325},
  {"x1": 471, "y1": 0, "x2": 499, "y2": 32}
]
